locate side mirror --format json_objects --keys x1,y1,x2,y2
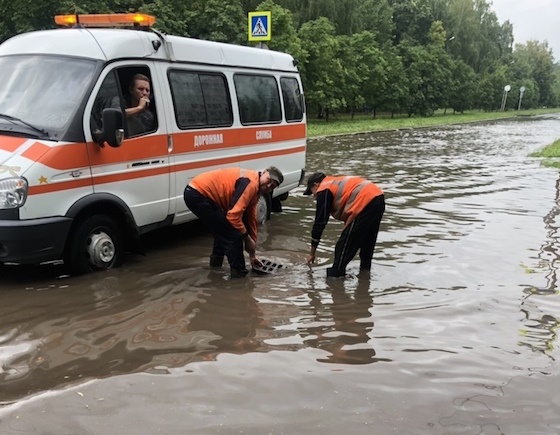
[{"x1": 94, "y1": 108, "x2": 124, "y2": 148}]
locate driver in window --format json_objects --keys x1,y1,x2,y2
[
  {"x1": 112, "y1": 73, "x2": 156, "y2": 135},
  {"x1": 125, "y1": 73, "x2": 155, "y2": 129}
]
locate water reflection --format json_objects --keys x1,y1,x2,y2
[
  {"x1": 1, "y1": 263, "x2": 390, "y2": 402},
  {"x1": 519, "y1": 175, "x2": 560, "y2": 356},
  {"x1": 0, "y1": 267, "x2": 269, "y2": 402},
  {"x1": 299, "y1": 276, "x2": 391, "y2": 364},
  {"x1": 2, "y1": 116, "x2": 560, "y2": 433}
]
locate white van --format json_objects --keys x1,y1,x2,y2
[{"x1": 0, "y1": 13, "x2": 306, "y2": 274}]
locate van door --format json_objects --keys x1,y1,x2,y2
[
  {"x1": 87, "y1": 63, "x2": 171, "y2": 229},
  {"x1": 164, "y1": 67, "x2": 236, "y2": 223}
]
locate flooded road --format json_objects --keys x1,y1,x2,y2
[{"x1": 1, "y1": 114, "x2": 560, "y2": 434}]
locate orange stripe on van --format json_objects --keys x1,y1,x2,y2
[
  {"x1": 0, "y1": 137, "x2": 27, "y2": 153},
  {"x1": 28, "y1": 136, "x2": 169, "y2": 171},
  {"x1": 21, "y1": 142, "x2": 51, "y2": 162},
  {"x1": 88, "y1": 135, "x2": 169, "y2": 166},
  {"x1": 28, "y1": 165, "x2": 169, "y2": 195},
  {"x1": 172, "y1": 145, "x2": 306, "y2": 172},
  {"x1": 27, "y1": 146, "x2": 305, "y2": 196},
  {"x1": 28, "y1": 178, "x2": 93, "y2": 195},
  {"x1": 16, "y1": 124, "x2": 304, "y2": 171},
  {"x1": 172, "y1": 124, "x2": 306, "y2": 154},
  {"x1": 35, "y1": 143, "x2": 91, "y2": 169},
  {"x1": 92, "y1": 165, "x2": 169, "y2": 185}
]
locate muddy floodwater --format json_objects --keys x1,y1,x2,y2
[{"x1": 2, "y1": 114, "x2": 560, "y2": 434}]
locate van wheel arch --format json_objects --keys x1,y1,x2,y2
[{"x1": 64, "y1": 197, "x2": 140, "y2": 274}]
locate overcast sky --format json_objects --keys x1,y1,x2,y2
[{"x1": 490, "y1": 0, "x2": 559, "y2": 62}]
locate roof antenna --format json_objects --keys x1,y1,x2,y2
[{"x1": 74, "y1": 9, "x2": 82, "y2": 28}]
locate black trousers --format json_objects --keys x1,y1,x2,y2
[
  {"x1": 183, "y1": 186, "x2": 246, "y2": 271},
  {"x1": 330, "y1": 194, "x2": 385, "y2": 275}
]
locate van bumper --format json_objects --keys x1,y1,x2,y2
[{"x1": 0, "y1": 217, "x2": 73, "y2": 264}]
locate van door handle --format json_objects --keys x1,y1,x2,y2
[{"x1": 167, "y1": 134, "x2": 173, "y2": 152}]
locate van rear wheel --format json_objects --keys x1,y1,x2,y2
[
  {"x1": 256, "y1": 193, "x2": 271, "y2": 224},
  {"x1": 65, "y1": 215, "x2": 123, "y2": 275}
]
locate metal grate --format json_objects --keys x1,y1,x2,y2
[{"x1": 252, "y1": 259, "x2": 284, "y2": 274}]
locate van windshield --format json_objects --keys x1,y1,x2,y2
[{"x1": 0, "y1": 55, "x2": 96, "y2": 137}]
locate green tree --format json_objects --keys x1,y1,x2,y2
[
  {"x1": 298, "y1": 17, "x2": 345, "y2": 120},
  {"x1": 182, "y1": 0, "x2": 245, "y2": 43},
  {"x1": 375, "y1": 46, "x2": 408, "y2": 117},
  {"x1": 513, "y1": 40, "x2": 557, "y2": 107},
  {"x1": 255, "y1": 0, "x2": 306, "y2": 68},
  {"x1": 552, "y1": 63, "x2": 560, "y2": 108},
  {"x1": 399, "y1": 43, "x2": 452, "y2": 116},
  {"x1": 448, "y1": 59, "x2": 477, "y2": 113},
  {"x1": 141, "y1": 0, "x2": 190, "y2": 36},
  {"x1": 389, "y1": 0, "x2": 434, "y2": 45},
  {"x1": 1, "y1": 0, "x2": 58, "y2": 42},
  {"x1": 398, "y1": 22, "x2": 453, "y2": 116},
  {"x1": 354, "y1": 0, "x2": 394, "y2": 45},
  {"x1": 443, "y1": 0, "x2": 512, "y2": 73},
  {"x1": 337, "y1": 35, "x2": 364, "y2": 116},
  {"x1": 476, "y1": 65, "x2": 509, "y2": 111},
  {"x1": 349, "y1": 32, "x2": 388, "y2": 117},
  {"x1": 336, "y1": 31, "x2": 387, "y2": 118},
  {"x1": 509, "y1": 79, "x2": 539, "y2": 110}
]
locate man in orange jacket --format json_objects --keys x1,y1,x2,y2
[
  {"x1": 303, "y1": 172, "x2": 385, "y2": 277},
  {"x1": 184, "y1": 166, "x2": 284, "y2": 278}
]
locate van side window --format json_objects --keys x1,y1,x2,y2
[
  {"x1": 169, "y1": 70, "x2": 232, "y2": 129},
  {"x1": 234, "y1": 74, "x2": 282, "y2": 125},
  {"x1": 280, "y1": 77, "x2": 304, "y2": 122}
]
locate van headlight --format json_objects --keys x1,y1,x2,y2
[{"x1": 0, "y1": 177, "x2": 28, "y2": 209}]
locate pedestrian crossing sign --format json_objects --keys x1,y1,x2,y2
[{"x1": 248, "y1": 11, "x2": 271, "y2": 42}]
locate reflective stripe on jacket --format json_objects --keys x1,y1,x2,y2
[
  {"x1": 189, "y1": 167, "x2": 259, "y2": 239},
  {"x1": 318, "y1": 176, "x2": 383, "y2": 225}
]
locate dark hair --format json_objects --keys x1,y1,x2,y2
[{"x1": 130, "y1": 73, "x2": 150, "y2": 88}]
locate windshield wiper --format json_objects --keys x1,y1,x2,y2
[{"x1": 0, "y1": 113, "x2": 49, "y2": 137}]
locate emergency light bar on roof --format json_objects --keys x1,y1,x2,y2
[{"x1": 54, "y1": 13, "x2": 155, "y2": 28}]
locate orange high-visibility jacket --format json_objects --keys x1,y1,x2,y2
[
  {"x1": 189, "y1": 168, "x2": 260, "y2": 239},
  {"x1": 318, "y1": 175, "x2": 383, "y2": 226}
]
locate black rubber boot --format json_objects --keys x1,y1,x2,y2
[
  {"x1": 230, "y1": 268, "x2": 249, "y2": 279},
  {"x1": 209, "y1": 255, "x2": 224, "y2": 268},
  {"x1": 326, "y1": 267, "x2": 345, "y2": 278},
  {"x1": 359, "y1": 261, "x2": 371, "y2": 271}
]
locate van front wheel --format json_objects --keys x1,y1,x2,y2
[{"x1": 65, "y1": 215, "x2": 123, "y2": 275}]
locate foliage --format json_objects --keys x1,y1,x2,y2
[
  {"x1": 0, "y1": 0, "x2": 558, "y2": 120},
  {"x1": 530, "y1": 138, "x2": 560, "y2": 168},
  {"x1": 298, "y1": 18, "x2": 345, "y2": 120},
  {"x1": 529, "y1": 138, "x2": 560, "y2": 158},
  {"x1": 308, "y1": 108, "x2": 560, "y2": 138},
  {"x1": 337, "y1": 32, "x2": 387, "y2": 116},
  {"x1": 255, "y1": 0, "x2": 306, "y2": 67},
  {"x1": 181, "y1": 0, "x2": 246, "y2": 43},
  {"x1": 513, "y1": 41, "x2": 557, "y2": 107},
  {"x1": 448, "y1": 59, "x2": 477, "y2": 113}
]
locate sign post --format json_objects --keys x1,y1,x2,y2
[
  {"x1": 501, "y1": 84, "x2": 511, "y2": 111},
  {"x1": 518, "y1": 86, "x2": 526, "y2": 111},
  {"x1": 248, "y1": 11, "x2": 271, "y2": 43}
]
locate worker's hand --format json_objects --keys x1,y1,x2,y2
[
  {"x1": 138, "y1": 96, "x2": 150, "y2": 110},
  {"x1": 244, "y1": 236, "x2": 256, "y2": 255},
  {"x1": 306, "y1": 253, "x2": 316, "y2": 266},
  {"x1": 250, "y1": 256, "x2": 263, "y2": 269}
]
